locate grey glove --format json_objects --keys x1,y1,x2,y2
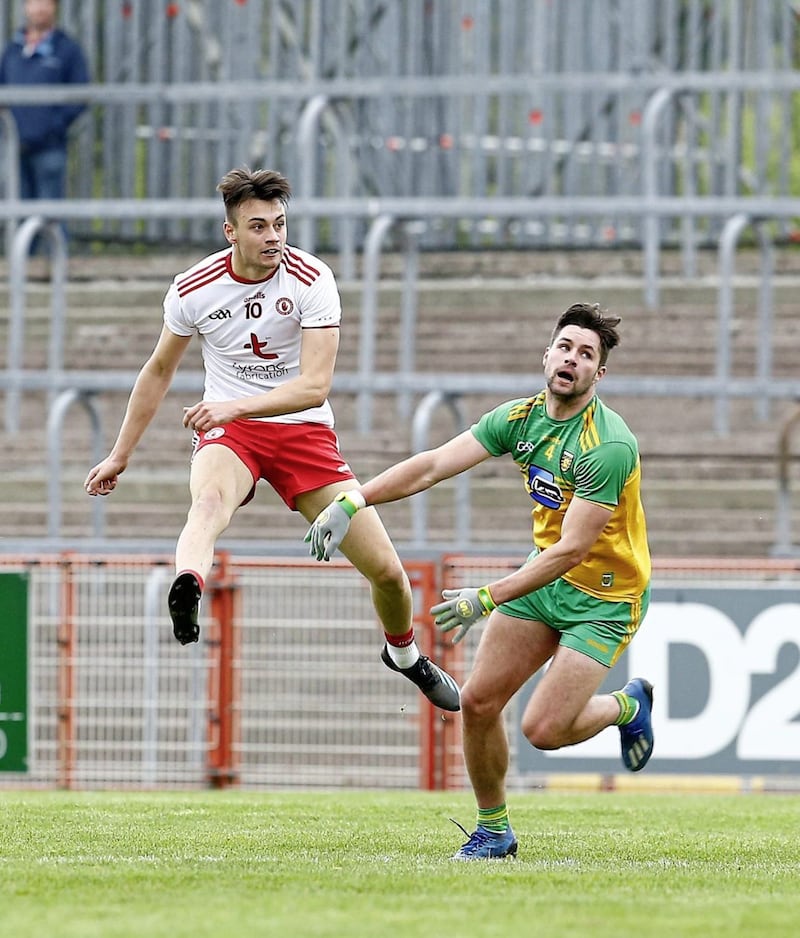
[
  {"x1": 430, "y1": 585, "x2": 497, "y2": 644},
  {"x1": 304, "y1": 491, "x2": 362, "y2": 561}
]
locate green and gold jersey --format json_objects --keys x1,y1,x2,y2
[{"x1": 471, "y1": 392, "x2": 651, "y2": 603}]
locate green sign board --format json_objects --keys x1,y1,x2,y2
[{"x1": 0, "y1": 572, "x2": 28, "y2": 773}]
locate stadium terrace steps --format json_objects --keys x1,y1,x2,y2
[
  {"x1": 2, "y1": 248, "x2": 800, "y2": 557},
  {"x1": 0, "y1": 478, "x2": 783, "y2": 557}
]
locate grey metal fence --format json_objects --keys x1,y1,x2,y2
[{"x1": 1, "y1": 0, "x2": 797, "y2": 252}]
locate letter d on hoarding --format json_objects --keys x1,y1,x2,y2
[{"x1": 627, "y1": 602, "x2": 749, "y2": 759}]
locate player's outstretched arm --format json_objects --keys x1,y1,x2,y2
[
  {"x1": 306, "y1": 430, "x2": 492, "y2": 561},
  {"x1": 83, "y1": 326, "x2": 191, "y2": 497}
]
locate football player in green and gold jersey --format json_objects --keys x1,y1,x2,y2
[{"x1": 306, "y1": 302, "x2": 653, "y2": 860}]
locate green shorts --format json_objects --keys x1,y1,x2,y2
[{"x1": 498, "y1": 575, "x2": 650, "y2": 668}]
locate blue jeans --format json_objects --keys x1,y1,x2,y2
[
  {"x1": 19, "y1": 146, "x2": 70, "y2": 254},
  {"x1": 19, "y1": 145, "x2": 68, "y2": 200}
]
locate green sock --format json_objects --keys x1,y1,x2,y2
[
  {"x1": 613, "y1": 691, "x2": 641, "y2": 726},
  {"x1": 477, "y1": 804, "x2": 509, "y2": 833}
]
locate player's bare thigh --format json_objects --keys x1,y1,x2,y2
[
  {"x1": 189, "y1": 442, "x2": 255, "y2": 513},
  {"x1": 296, "y1": 482, "x2": 404, "y2": 580},
  {"x1": 463, "y1": 611, "x2": 561, "y2": 713}
]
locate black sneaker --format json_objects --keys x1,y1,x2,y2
[
  {"x1": 168, "y1": 572, "x2": 201, "y2": 645},
  {"x1": 380, "y1": 645, "x2": 461, "y2": 711}
]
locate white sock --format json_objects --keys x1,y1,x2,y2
[{"x1": 386, "y1": 642, "x2": 421, "y2": 669}]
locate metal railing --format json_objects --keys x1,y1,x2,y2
[
  {"x1": 2, "y1": 67, "x2": 800, "y2": 549},
  {"x1": 774, "y1": 406, "x2": 800, "y2": 557},
  {"x1": 2, "y1": 195, "x2": 800, "y2": 548},
  {"x1": 2, "y1": 68, "x2": 799, "y2": 255}
]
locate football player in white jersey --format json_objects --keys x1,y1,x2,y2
[{"x1": 84, "y1": 167, "x2": 460, "y2": 713}]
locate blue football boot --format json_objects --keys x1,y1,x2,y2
[
  {"x1": 618, "y1": 678, "x2": 654, "y2": 772},
  {"x1": 451, "y1": 822, "x2": 518, "y2": 860}
]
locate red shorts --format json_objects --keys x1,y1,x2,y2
[{"x1": 192, "y1": 420, "x2": 356, "y2": 510}]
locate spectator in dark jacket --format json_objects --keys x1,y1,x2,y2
[{"x1": 0, "y1": 0, "x2": 89, "y2": 200}]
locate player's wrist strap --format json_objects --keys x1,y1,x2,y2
[
  {"x1": 335, "y1": 490, "x2": 366, "y2": 518},
  {"x1": 477, "y1": 585, "x2": 497, "y2": 614}
]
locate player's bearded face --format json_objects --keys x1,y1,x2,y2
[{"x1": 543, "y1": 326, "x2": 604, "y2": 400}]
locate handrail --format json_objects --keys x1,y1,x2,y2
[
  {"x1": 3, "y1": 73, "x2": 800, "y2": 107},
  {"x1": 773, "y1": 406, "x2": 800, "y2": 557},
  {"x1": 357, "y1": 214, "x2": 394, "y2": 433},
  {"x1": 4, "y1": 217, "x2": 68, "y2": 433},
  {"x1": 715, "y1": 214, "x2": 775, "y2": 434},
  {"x1": 3, "y1": 71, "x2": 797, "y2": 263},
  {"x1": 1, "y1": 194, "x2": 799, "y2": 222},
  {"x1": 6, "y1": 368, "x2": 800, "y2": 399},
  {"x1": 641, "y1": 87, "x2": 676, "y2": 310},
  {"x1": 295, "y1": 94, "x2": 331, "y2": 257},
  {"x1": 397, "y1": 224, "x2": 423, "y2": 422},
  {"x1": 17, "y1": 368, "x2": 800, "y2": 544},
  {"x1": 0, "y1": 108, "x2": 20, "y2": 257},
  {"x1": 46, "y1": 389, "x2": 105, "y2": 539},
  {"x1": 295, "y1": 94, "x2": 357, "y2": 274},
  {"x1": 5, "y1": 355, "x2": 800, "y2": 547},
  {"x1": 410, "y1": 392, "x2": 470, "y2": 547}
]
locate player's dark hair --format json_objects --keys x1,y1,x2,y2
[
  {"x1": 551, "y1": 302, "x2": 621, "y2": 366},
  {"x1": 217, "y1": 167, "x2": 292, "y2": 221}
]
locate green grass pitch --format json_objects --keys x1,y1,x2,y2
[{"x1": 1, "y1": 789, "x2": 798, "y2": 938}]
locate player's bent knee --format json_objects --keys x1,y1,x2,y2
[{"x1": 521, "y1": 715, "x2": 566, "y2": 751}]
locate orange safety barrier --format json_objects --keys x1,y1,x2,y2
[
  {"x1": 0, "y1": 553, "x2": 456, "y2": 790},
  {"x1": 4, "y1": 552, "x2": 798, "y2": 791}
]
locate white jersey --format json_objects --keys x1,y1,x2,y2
[{"x1": 163, "y1": 245, "x2": 341, "y2": 426}]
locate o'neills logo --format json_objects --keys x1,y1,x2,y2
[
  {"x1": 276, "y1": 297, "x2": 294, "y2": 315},
  {"x1": 203, "y1": 427, "x2": 225, "y2": 440}
]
